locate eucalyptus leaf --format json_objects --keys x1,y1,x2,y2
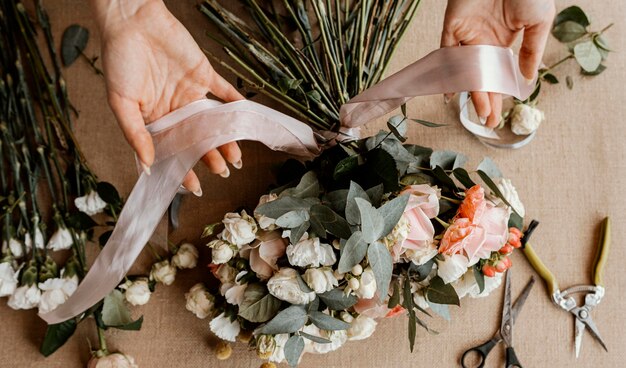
[
  {"x1": 430, "y1": 150, "x2": 467, "y2": 170},
  {"x1": 238, "y1": 284, "x2": 282, "y2": 323},
  {"x1": 387, "y1": 115, "x2": 407, "y2": 142},
  {"x1": 365, "y1": 184, "x2": 384, "y2": 207},
  {"x1": 290, "y1": 220, "x2": 310, "y2": 244},
  {"x1": 432, "y1": 166, "x2": 458, "y2": 191},
  {"x1": 280, "y1": 171, "x2": 319, "y2": 199},
  {"x1": 338, "y1": 231, "x2": 367, "y2": 273},
  {"x1": 299, "y1": 331, "x2": 332, "y2": 344},
  {"x1": 325, "y1": 189, "x2": 348, "y2": 212},
  {"x1": 377, "y1": 194, "x2": 409, "y2": 239},
  {"x1": 425, "y1": 276, "x2": 460, "y2": 306},
  {"x1": 61, "y1": 24, "x2": 89, "y2": 66},
  {"x1": 477, "y1": 157, "x2": 503, "y2": 179},
  {"x1": 400, "y1": 173, "x2": 433, "y2": 185},
  {"x1": 552, "y1": 21, "x2": 586, "y2": 42},
  {"x1": 408, "y1": 259, "x2": 435, "y2": 282},
  {"x1": 581, "y1": 64, "x2": 606, "y2": 76},
  {"x1": 574, "y1": 41, "x2": 602, "y2": 72},
  {"x1": 276, "y1": 210, "x2": 310, "y2": 228},
  {"x1": 257, "y1": 196, "x2": 310, "y2": 219},
  {"x1": 259, "y1": 306, "x2": 308, "y2": 334},
  {"x1": 102, "y1": 290, "x2": 132, "y2": 326},
  {"x1": 310, "y1": 204, "x2": 351, "y2": 238},
  {"x1": 554, "y1": 5, "x2": 590, "y2": 27},
  {"x1": 367, "y1": 241, "x2": 393, "y2": 302},
  {"x1": 410, "y1": 118, "x2": 447, "y2": 128},
  {"x1": 309, "y1": 311, "x2": 351, "y2": 331},
  {"x1": 346, "y1": 181, "x2": 370, "y2": 225},
  {"x1": 40, "y1": 319, "x2": 77, "y2": 357},
  {"x1": 355, "y1": 198, "x2": 384, "y2": 242},
  {"x1": 284, "y1": 335, "x2": 305, "y2": 367},
  {"x1": 66, "y1": 211, "x2": 96, "y2": 231},
  {"x1": 427, "y1": 301, "x2": 451, "y2": 321},
  {"x1": 319, "y1": 288, "x2": 358, "y2": 310}
]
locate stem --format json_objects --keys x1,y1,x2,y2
[
  {"x1": 97, "y1": 326, "x2": 108, "y2": 355},
  {"x1": 440, "y1": 195, "x2": 461, "y2": 204}
]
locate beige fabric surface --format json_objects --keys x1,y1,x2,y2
[{"x1": 2, "y1": 0, "x2": 625, "y2": 367}]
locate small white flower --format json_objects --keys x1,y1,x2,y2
[
  {"x1": 221, "y1": 211, "x2": 257, "y2": 247},
  {"x1": 255, "y1": 194, "x2": 278, "y2": 230},
  {"x1": 437, "y1": 254, "x2": 470, "y2": 284},
  {"x1": 268, "y1": 333, "x2": 290, "y2": 363},
  {"x1": 208, "y1": 239, "x2": 235, "y2": 265},
  {"x1": 510, "y1": 103, "x2": 544, "y2": 135},
  {"x1": 8, "y1": 284, "x2": 41, "y2": 310},
  {"x1": 256, "y1": 334, "x2": 277, "y2": 360},
  {"x1": 119, "y1": 278, "x2": 151, "y2": 306},
  {"x1": 184, "y1": 283, "x2": 215, "y2": 319},
  {"x1": 46, "y1": 227, "x2": 74, "y2": 251},
  {"x1": 172, "y1": 243, "x2": 199, "y2": 269},
  {"x1": 355, "y1": 267, "x2": 376, "y2": 299},
  {"x1": 150, "y1": 260, "x2": 177, "y2": 286},
  {"x1": 209, "y1": 312, "x2": 240, "y2": 342},
  {"x1": 87, "y1": 352, "x2": 138, "y2": 368},
  {"x1": 5, "y1": 238, "x2": 25, "y2": 258},
  {"x1": 303, "y1": 267, "x2": 337, "y2": 294},
  {"x1": 38, "y1": 275, "x2": 79, "y2": 314},
  {"x1": 225, "y1": 271, "x2": 248, "y2": 306},
  {"x1": 25, "y1": 228, "x2": 45, "y2": 250},
  {"x1": 286, "y1": 235, "x2": 336, "y2": 268},
  {"x1": 348, "y1": 315, "x2": 377, "y2": 341},
  {"x1": 0, "y1": 262, "x2": 18, "y2": 297},
  {"x1": 267, "y1": 267, "x2": 315, "y2": 305},
  {"x1": 74, "y1": 190, "x2": 107, "y2": 216},
  {"x1": 495, "y1": 178, "x2": 526, "y2": 218}
]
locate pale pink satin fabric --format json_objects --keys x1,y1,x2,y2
[{"x1": 40, "y1": 45, "x2": 533, "y2": 324}]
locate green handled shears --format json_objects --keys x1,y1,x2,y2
[{"x1": 521, "y1": 218, "x2": 610, "y2": 358}]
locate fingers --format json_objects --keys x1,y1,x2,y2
[
  {"x1": 182, "y1": 170, "x2": 202, "y2": 197},
  {"x1": 470, "y1": 92, "x2": 491, "y2": 124},
  {"x1": 218, "y1": 142, "x2": 242, "y2": 169},
  {"x1": 201, "y1": 149, "x2": 230, "y2": 178},
  {"x1": 519, "y1": 20, "x2": 554, "y2": 81},
  {"x1": 207, "y1": 69, "x2": 245, "y2": 103},
  {"x1": 108, "y1": 94, "x2": 154, "y2": 174},
  {"x1": 486, "y1": 93, "x2": 502, "y2": 128},
  {"x1": 440, "y1": 28, "x2": 459, "y2": 103}
]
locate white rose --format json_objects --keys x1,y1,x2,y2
[
  {"x1": 209, "y1": 312, "x2": 240, "y2": 342},
  {"x1": 437, "y1": 254, "x2": 470, "y2": 284},
  {"x1": 8, "y1": 284, "x2": 41, "y2": 310},
  {"x1": 0, "y1": 262, "x2": 18, "y2": 297},
  {"x1": 355, "y1": 267, "x2": 376, "y2": 299},
  {"x1": 119, "y1": 278, "x2": 151, "y2": 306},
  {"x1": 267, "y1": 268, "x2": 315, "y2": 305},
  {"x1": 172, "y1": 243, "x2": 199, "y2": 269},
  {"x1": 405, "y1": 241, "x2": 438, "y2": 266},
  {"x1": 38, "y1": 276, "x2": 79, "y2": 314},
  {"x1": 302, "y1": 324, "x2": 347, "y2": 354},
  {"x1": 286, "y1": 235, "x2": 336, "y2": 268},
  {"x1": 495, "y1": 178, "x2": 526, "y2": 218},
  {"x1": 46, "y1": 227, "x2": 74, "y2": 251},
  {"x1": 268, "y1": 333, "x2": 290, "y2": 363},
  {"x1": 5, "y1": 237, "x2": 25, "y2": 258},
  {"x1": 150, "y1": 260, "x2": 177, "y2": 286},
  {"x1": 213, "y1": 263, "x2": 237, "y2": 296},
  {"x1": 255, "y1": 193, "x2": 278, "y2": 230},
  {"x1": 347, "y1": 315, "x2": 377, "y2": 341},
  {"x1": 510, "y1": 103, "x2": 544, "y2": 135},
  {"x1": 221, "y1": 211, "x2": 257, "y2": 247},
  {"x1": 185, "y1": 283, "x2": 215, "y2": 319},
  {"x1": 87, "y1": 353, "x2": 138, "y2": 368},
  {"x1": 74, "y1": 190, "x2": 107, "y2": 216},
  {"x1": 208, "y1": 240, "x2": 235, "y2": 265},
  {"x1": 24, "y1": 228, "x2": 45, "y2": 250},
  {"x1": 302, "y1": 267, "x2": 337, "y2": 294}
]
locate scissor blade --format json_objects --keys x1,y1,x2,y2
[
  {"x1": 500, "y1": 271, "x2": 513, "y2": 344},
  {"x1": 511, "y1": 276, "x2": 535, "y2": 324},
  {"x1": 582, "y1": 315, "x2": 609, "y2": 353},
  {"x1": 575, "y1": 318, "x2": 584, "y2": 358}
]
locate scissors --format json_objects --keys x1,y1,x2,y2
[
  {"x1": 521, "y1": 218, "x2": 610, "y2": 358},
  {"x1": 461, "y1": 271, "x2": 535, "y2": 368}
]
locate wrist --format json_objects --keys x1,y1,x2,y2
[{"x1": 88, "y1": 0, "x2": 163, "y2": 36}]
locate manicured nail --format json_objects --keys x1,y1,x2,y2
[
  {"x1": 179, "y1": 185, "x2": 190, "y2": 194},
  {"x1": 193, "y1": 188, "x2": 203, "y2": 197},
  {"x1": 233, "y1": 160, "x2": 243, "y2": 169},
  {"x1": 219, "y1": 167, "x2": 230, "y2": 178},
  {"x1": 479, "y1": 116, "x2": 487, "y2": 125},
  {"x1": 140, "y1": 161, "x2": 151, "y2": 176}
]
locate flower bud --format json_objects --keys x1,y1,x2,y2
[
  {"x1": 215, "y1": 341, "x2": 232, "y2": 360},
  {"x1": 351, "y1": 264, "x2": 363, "y2": 276},
  {"x1": 348, "y1": 277, "x2": 360, "y2": 291}
]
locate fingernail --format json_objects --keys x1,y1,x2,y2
[
  {"x1": 479, "y1": 116, "x2": 487, "y2": 125},
  {"x1": 233, "y1": 160, "x2": 243, "y2": 169},
  {"x1": 219, "y1": 167, "x2": 230, "y2": 178},
  {"x1": 193, "y1": 188, "x2": 203, "y2": 197},
  {"x1": 444, "y1": 95, "x2": 451, "y2": 104},
  {"x1": 179, "y1": 185, "x2": 191, "y2": 194},
  {"x1": 525, "y1": 77, "x2": 534, "y2": 86},
  {"x1": 140, "y1": 161, "x2": 151, "y2": 176}
]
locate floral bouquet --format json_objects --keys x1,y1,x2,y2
[{"x1": 188, "y1": 120, "x2": 527, "y2": 365}]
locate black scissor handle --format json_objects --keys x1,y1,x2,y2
[
  {"x1": 506, "y1": 346, "x2": 523, "y2": 368},
  {"x1": 461, "y1": 338, "x2": 499, "y2": 368}
]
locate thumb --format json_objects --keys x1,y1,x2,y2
[
  {"x1": 108, "y1": 94, "x2": 155, "y2": 173},
  {"x1": 518, "y1": 21, "x2": 552, "y2": 82}
]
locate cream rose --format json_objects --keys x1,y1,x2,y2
[
  {"x1": 185, "y1": 283, "x2": 216, "y2": 319},
  {"x1": 221, "y1": 211, "x2": 257, "y2": 247},
  {"x1": 87, "y1": 353, "x2": 138, "y2": 368},
  {"x1": 38, "y1": 275, "x2": 79, "y2": 314},
  {"x1": 302, "y1": 267, "x2": 337, "y2": 294},
  {"x1": 495, "y1": 178, "x2": 526, "y2": 218},
  {"x1": 267, "y1": 268, "x2": 315, "y2": 305},
  {"x1": 172, "y1": 243, "x2": 199, "y2": 269},
  {"x1": 208, "y1": 239, "x2": 235, "y2": 265},
  {"x1": 254, "y1": 193, "x2": 279, "y2": 230},
  {"x1": 150, "y1": 260, "x2": 177, "y2": 286},
  {"x1": 347, "y1": 315, "x2": 377, "y2": 341},
  {"x1": 286, "y1": 235, "x2": 336, "y2": 268},
  {"x1": 510, "y1": 103, "x2": 544, "y2": 135},
  {"x1": 119, "y1": 278, "x2": 151, "y2": 306}
]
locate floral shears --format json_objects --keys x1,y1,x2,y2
[
  {"x1": 461, "y1": 271, "x2": 535, "y2": 368},
  {"x1": 521, "y1": 218, "x2": 610, "y2": 358}
]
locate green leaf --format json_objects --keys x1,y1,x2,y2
[
  {"x1": 280, "y1": 171, "x2": 320, "y2": 198},
  {"x1": 201, "y1": 222, "x2": 221, "y2": 238},
  {"x1": 404, "y1": 145, "x2": 433, "y2": 166},
  {"x1": 299, "y1": 331, "x2": 332, "y2": 344},
  {"x1": 238, "y1": 284, "x2": 282, "y2": 323},
  {"x1": 425, "y1": 276, "x2": 460, "y2": 306},
  {"x1": 477, "y1": 157, "x2": 502, "y2": 179},
  {"x1": 98, "y1": 230, "x2": 112, "y2": 247},
  {"x1": 408, "y1": 259, "x2": 435, "y2": 282},
  {"x1": 410, "y1": 118, "x2": 447, "y2": 128},
  {"x1": 109, "y1": 316, "x2": 144, "y2": 331},
  {"x1": 257, "y1": 196, "x2": 310, "y2": 219},
  {"x1": 284, "y1": 335, "x2": 305, "y2": 367},
  {"x1": 310, "y1": 205, "x2": 351, "y2": 238},
  {"x1": 432, "y1": 166, "x2": 458, "y2": 191},
  {"x1": 334, "y1": 155, "x2": 360, "y2": 180},
  {"x1": 581, "y1": 64, "x2": 606, "y2": 76},
  {"x1": 276, "y1": 210, "x2": 310, "y2": 228},
  {"x1": 552, "y1": 21, "x2": 587, "y2": 42},
  {"x1": 66, "y1": 211, "x2": 97, "y2": 230},
  {"x1": 309, "y1": 311, "x2": 351, "y2": 331},
  {"x1": 319, "y1": 288, "x2": 358, "y2": 310},
  {"x1": 554, "y1": 5, "x2": 590, "y2": 28},
  {"x1": 377, "y1": 194, "x2": 409, "y2": 239},
  {"x1": 473, "y1": 265, "x2": 485, "y2": 294},
  {"x1": 289, "y1": 220, "x2": 310, "y2": 244},
  {"x1": 96, "y1": 181, "x2": 121, "y2": 205},
  {"x1": 387, "y1": 115, "x2": 408, "y2": 142},
  {"x1": 566, "y1": 76, "x2": 574, "y2": 89},
  {"x1": 346, "y1": 181, "x2": 370, "y2": 225},
  {"x1": 368, "y1": 148, "x2": 400, "y2": 192},
  {"x1": 400, "y1": 173, "x2": 433, "y2": 186},
  {"x1": 574, "y1": 41, "x2": 602, "y2": 72},
  {"x1": 365, "y1": 184, "x2": 384, "y2": 207},
  {"x1": 388, "y1": 279, "x2": 400, "y2": 308},
  {"x1": 402, "y1": 276, "x2": 417, "y2": 352},
  {"x1": 61, "y1": 24, "x2": 89, "y2": 66},
  {"x1": 508, "y1": 212, "x2": 524, "y2": 230},
  {"x1": 259, "y1": 306, "x2": 308, "y2": 334},
  {"x1": 325, "y1": 189, "x2": 348, "y2": 213},
  {"x1": 338, "y1": 231, "x2": 368, "y2": 273},
  {"x1": 278, "y1": 78, "x2": 303, "y2": 93},
  {"x1": 40, "y1": 319, "x2": 77, "y2": 357},
  {"x1": 355, "y1": 198, "x2": 384, "y2": 242},
  {"x1": 102, "y1": 290, "x2": 134, "y2": 327},
  {"x1": 477, "y1": 170, "x2": 521, "y2": 218},
  {"x1": 427, "y1": 301, "x2": 451, "y2": 321},
  {"x1": 542, "y1": 73, "x2": 559, "y2": 84},
  {"x1": 452, "y1": 168, "x2": 476, "y2": 189},
  {"x1": 367, "y1": 241, "x2": 393, "y2": 302},
  {"x1": 430, "y1": 150, "x2": 467, "y2": 170}
]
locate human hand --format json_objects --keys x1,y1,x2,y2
[
  {"x1": 90, "y1": 0, "x2": 244, "y2": 195},
  {"x1": 441, "y1": 0, "x2": 555, "y2": 127}
]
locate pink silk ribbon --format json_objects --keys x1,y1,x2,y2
[{"x1": 40, "y1": 45, "x2": 534, "y2": 324}]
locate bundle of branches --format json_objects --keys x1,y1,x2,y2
[{"x1": 199, "y1": 0, "x2": 421, "y2": 132}]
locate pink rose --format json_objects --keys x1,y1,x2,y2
[
  {"x1": 249, "y1": 231, "x2": 287, "y2": 280},
  {"x1": 439, "y1": 185, "x2": 509, "y2": 263},
  {"x1": 400, "y1": 184, "x2": 440, "y2": 218}
]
